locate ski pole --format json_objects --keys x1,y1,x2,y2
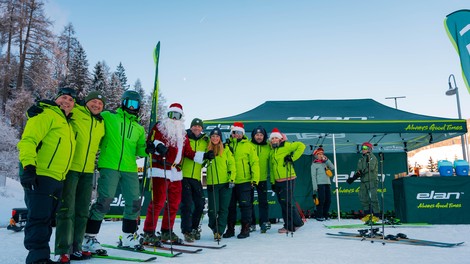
[{"x1": 162, "y1": 155, "x2": 173, "y2": 254}]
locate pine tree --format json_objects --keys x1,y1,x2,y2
[
  {"x1": 67, "y1": 43, "x2": 91, "y2": 99},
  {"x1": 57, "y1": 23, "x2": 80, "y2": 84},
  {"x1": 91, "y1": 61, "x2": 109, "y2": 97},
  {"x1": 427, "y1": 156, "x2": 437, "y2": 172},
  {"x1": 115, "y1": 62, "x2": 129, "y2": 90},
  {"x1": 107, "y1": 73, "x2": 124, "y2": 111}
]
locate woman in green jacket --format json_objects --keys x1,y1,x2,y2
[
  {"x1": 205, "y1": 127, "x2": 236, "y2": 241},
  {"x1": 18, "y1": 88, "x2": 76, "y2": 264},
  {"x1": 268, "y1": 128, "x2": 305, "y2": 234}
]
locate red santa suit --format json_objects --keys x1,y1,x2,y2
[{"x1": 143, "y1": 104, "x2": 204, "y2": 234}]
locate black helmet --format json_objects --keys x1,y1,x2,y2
[{"x1": 121, "y1": 90, "x2": 141, "y2": 115}]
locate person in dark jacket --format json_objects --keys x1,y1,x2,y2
[{"x1": 18, "y1": 88, "x2": 77, "y2": 264}]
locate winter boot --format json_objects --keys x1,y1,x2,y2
[
  {"x1": 192, "y1": 228, "x2": 201, "y2": 240},
  {"x1": 222, "y1": 223, "x2": 235, "y2": 238},
  {"x1": 119, "y1": 232, "x2": 143, "y2": 250},
  {"x1": 237, "y1": 223, "x2": 250, "y2": 239},
  {"x1": 58, "y1": 254, "x2": 70, "y2": 264},
  {"x1": 141, "y1": 231, "x2": 161, "y2": 246},
  {"x1": 260, "y1": 222, "x2": 268, "y2": 233},
  {"x1": 184, "y1": 232, "x2": 195, "y2": 243},
  {"x1": 70, "y1": 251, "x2": 91, "y2": 260},
  {"x1": 83, "y1": 234, "x2": 107, "y2": 255},
  {"x1": 160, "y1": 230, "x2": 182, "y2": 243}
]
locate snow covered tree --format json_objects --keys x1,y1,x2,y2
[
  {"x1": 91, "y1": 61, "x2": 109, "y2": 97},
  {"x1": 5, "y1": 89, "x2": 34, "y2": 133},
  {"x1": 57, "y1": 23, "x2": 79, "y2": 78},
  {"x1": 107, "y1": 73, "x2": 124, "y2": 111},
  {"x1": 115, "y1": 62, "x2": 129, "y2": 90},
  {"x1": 0, "y1": 115, "x2": 19, "y2": 181},
  {"x1": 66, "y1": 43, "x2": 90, "y2": 99}
]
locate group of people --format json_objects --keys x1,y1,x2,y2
[{"x1": 17, "y1": 86, "x2": 381, "y2": 264}]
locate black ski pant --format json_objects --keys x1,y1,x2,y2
[
  {"x1": 316, "y1": 184, "x2": 331, "y2": 219},
  {"x1": 180, "y1": 178, "x2": 205, "y2": 234},
  {"x1": 275, "y1": 179, "x2": 303, "y2": 231},
  {"x1": 250, "y1": 180, "x2": 269, "y2": 226},
  {"x1": 227, "y1": 182, "x2": 252, "y2": 226},
  {"x1": 24, "y1": 176, "x2": 63, "y2": 264}
]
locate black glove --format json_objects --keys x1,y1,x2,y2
[
  {"x1": 203, "y1": 150, "x2": 215, "y2": 160},
  {"x1": 284, "y1": 155, "x2": 293, "y2": 164},
  {"x1": 26, "y1": 104, "x2": 44, "y2": 118},
  {"x1": 155, "y1": 143, "x2": 168, "y2": 155},
  {"x1": 271, "y1": 183, "x2": 280, "y2": 193},
  {"x1": 21, "y1": 165, "x2": 38, "y2": 190},
  {"x1": 346, "y1": 171, "x2": 361, "y2": 184},
  {"x1": 145, "y1": 142, "x2": 155, "y2": 154}
]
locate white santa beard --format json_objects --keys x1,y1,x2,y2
[{"x1": 158, "y1": 118, "x2": 186, "y2": 147}]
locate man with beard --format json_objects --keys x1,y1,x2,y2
[{"x1": 142, "y1": 103, "x2": 214, "y2": 244}]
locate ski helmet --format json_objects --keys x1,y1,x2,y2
[
  {"x1": 121, "y1": 90, "x2": 141, "y2": 115},
  {"x1": 361, "y1": 142, "x2": 373, "y2": 151}
]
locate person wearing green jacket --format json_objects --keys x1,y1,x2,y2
[
  {"x1": 180, "y1": 118, "x2": 209, "y2": 242},
  {"x1": 18, "y1": 88, "x2": 77, "y2": 264},
  {"x1": 205, "y1": 127, "x2": 236, "y2": 241},
  {"x1": 356, "y1": 142, "x2": 380, "y2": 220},
  {"x1": 249, "y1": 126, "x2": 271, "y2": 233},
  {"x1": 223, "y1": 122, "x2": 260, "y2": 239},
  {"x1": 54, "y1": 91, "x2": 106, "y2": 263},
  {"x1": 268, "y1": 128, "x2": 305, "y2": 234},
  {"x1": 83, "y1": 90, "x2": 151, "y2": 254}
]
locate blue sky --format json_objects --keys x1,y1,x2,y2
[{"x1": 45, "y1": 1, "x2": 470, "y2": 127}]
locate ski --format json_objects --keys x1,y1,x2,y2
[
  {"x1": 162, "y1": 241, "x2": 227, "y2": 249},
  {"x1": 324, "y1": 222, "x2": 431, "y2": 229},
  {"x1": 101, "y1": 244, "x2": 182, "y2": 258},
  {"x1": 52, "y1": 252, "x2": 156, "y2": 262},
  {"x1": 93, "y1": 254, "x2": 157, "y2": 262},
  {"x1": 143, "y1": 244, "x2": 202, "y2": 254},
  {"x1": 327, "y1": 232, "x2": 464, "y2": 247}
]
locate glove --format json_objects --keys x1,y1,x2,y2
[
  {"x1": 228, "y1": 181, "x2": 235, "y2": 189},
  {"x1": 203, "y1": 150, "x2": 215, "y2": 160},
  {"x1": 155, "y1": 142, "x2": 168, "y2": 155},
  {"x1": 271, "y1": 183, "x2": 280, "y2": 193},
  {"x1": 284, "y1": 155, "x2": 293, "y2": 163},
  {"x1": 346, "y1": 171, "x2": 361, "y2": 184},
  {"x1": 21, "y1": 165, "x2": 38, "y2": 190},
  {"x1": 26, "y1": 104, "x2": 44, "y2": 118},
  {"x1": 145, "y1": 142, "x2": 156, "y2": 154}
]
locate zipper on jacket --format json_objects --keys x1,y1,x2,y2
[
  {"x1": 118, "y1": 116, "x2": 126, "y2": 170},
  {"x1": 47, "y1": 137, "x2": 61, "y2": 169},
  {"x1": 81, "y1": 116, "x2": 94, "y2": 173},
  {"x1": 64, "y1": 125, "x2": 74, "y2": 180}
]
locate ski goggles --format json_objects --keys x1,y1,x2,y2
[
  {"x1": 168, "y1": 111, "x2": 182, "y2": 120},
  {"x1": 232, "y1": 131, "x2": 244, "y2": 135},
  {"x1": 362, "y1": 146, "x2": 370, "y2": 150},
  {"x1": 124, "y1": 99, "x2": 140, "y2": 109}
]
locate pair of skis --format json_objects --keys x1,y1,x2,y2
[
  {"x1": 327, "y1": 231, "x2": 464, "y2": 247},
  {"x1": 99, "y1": 241, "x2": 227, "y2": 262}
]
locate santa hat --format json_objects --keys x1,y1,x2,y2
[
  {"x1": 168, "y1": 103, "x2": 183, "y2": 114},
  {"x1": 231, "y1": 122, "x2": 245, "y2": 134},
  {"x1": 269, "y1": 128, "x2": 283, "y2": 140},
  {"x1": 313, "y1": 147, "x2": 324, "y2": 156}
]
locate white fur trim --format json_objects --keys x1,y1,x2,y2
[
  {"x1": 231, "y1": 126, "x2": 245, "y2": 134},
  {"x1": 194, "y1": 151, "x2": 204, "y2": 164},
  {"x1": 168, "y1": 107, "x2": 183, "y2": 114},
  {"x1": 269, "y1": 132, "x2": 282, "y2": 140},
  {"x1": 147, "y1": 167, "x2": 183, "y2": 182},
  {"x1": 153, "y1": 140, "x2": 164, "y2": 155}
]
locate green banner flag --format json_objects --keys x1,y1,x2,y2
[
  {"x1": 150, "y1": 42, "x2": 161, "y2": 129},
  {"x1": 445, "y1": 9, "x2": 470, "y2": 94}
]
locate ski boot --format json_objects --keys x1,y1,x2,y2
[
  {"x1": 140, "y1": 231, "x2": 162, "y2": 246},
  {"x1": 160, "y1": 230, "x2": 182, "y2": 243},
  {"x1": 119, "y1": 232, "x2": 144, "y2": 250},
  {"x1": 83, "y1": 234, "x2": 107, "y2": 256},
  {"x1": 184, "y1": 232, "x2": 195, "y2": 243},
  {"x1": 192, "y1": 228, "x2": 201, "y2": 240}
]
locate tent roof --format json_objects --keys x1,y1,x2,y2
[{"x1": 204, "y1": 99, "x2": 467, "y2": 153}]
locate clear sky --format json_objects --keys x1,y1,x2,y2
[{"x1": 45, "y1": 1, "x2": 470, "y2": 127}]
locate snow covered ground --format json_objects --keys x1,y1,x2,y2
[{"x1": 1, "y1": 178, "x2": 469, "y2": 264}]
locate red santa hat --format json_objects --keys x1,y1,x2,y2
[
  {"x1": 269, "y1": 128, "x2": 283, "y2": 140},
  {"x1": 231, "y1": 122, "x2": 245, "y2": 134},
  {"x1": 168, "y1": 103, "x2": 183, "y2": 114},
  {"x1": 313, "y1": 147, "x2": 324, "y2": 156}
]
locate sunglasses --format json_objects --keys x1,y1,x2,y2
[
  {"x1": 124, "y1": 99, "x2": 140, "y2": 109},
  {"x1": 168, "y1": 111, "x2": 182, "y2": 120},
  {"x1": 232, "y1": 131, "x2": 243, "y2": 135},
  {"x1": 362, "y1": 146, "x2": 369, "y2": 150}
]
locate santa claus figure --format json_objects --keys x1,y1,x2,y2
[{"x1": 142, "y1": 103, "x2": 214, "y2": 244}]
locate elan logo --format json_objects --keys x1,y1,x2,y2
[
  {"x1": 287, "y1": 116, "x2": 368, "y2": 121},
  {"x1": 416, "y1": 191, "x2": 462, "y2": 200}
]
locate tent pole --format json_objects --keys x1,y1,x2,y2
[{"x1": 332, "y1": 134, "x2": 341, "y2": 221}]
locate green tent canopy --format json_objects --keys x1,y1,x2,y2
[{"x1": 204, "y1": 99, "x2": 467, "y2": 154}]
